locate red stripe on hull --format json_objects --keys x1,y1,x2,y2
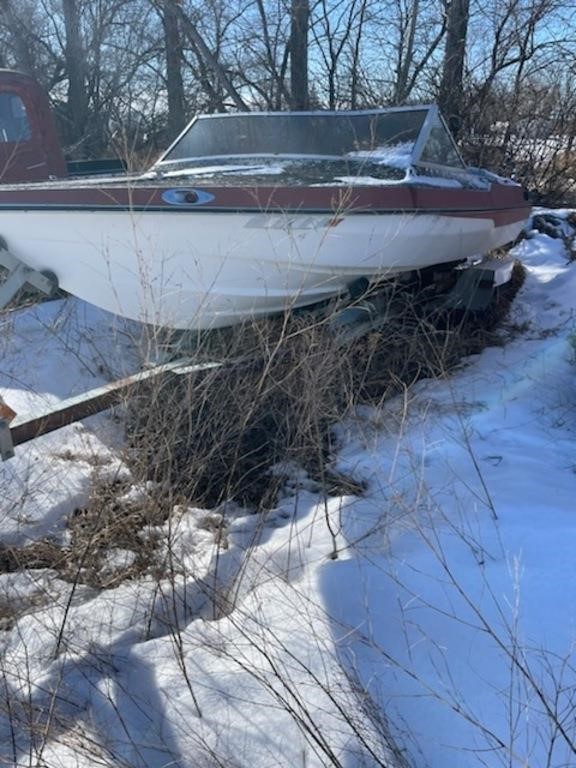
[{"x1": 0, "y1": 180, "x2": 530, "y2": 227}]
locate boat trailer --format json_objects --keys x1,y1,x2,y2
[
  {"x1": 0, "y1": 239, "x2": 516, "y2": 462},
  {"x1": 0, "y1": 236, "x2": 59, "y2": 309}
]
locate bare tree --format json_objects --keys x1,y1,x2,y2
[
  {"x1": 253, "y1": 0, "x2": 291, "y2": 108},
  {"x1": 393, "y1": 0, "x2": 447, "y2": 104},
  {"x1": 231, "y1": 0, "x2": 291, "y2": 109},
  {"x1": 311, "y1": 0, "x2": 368, "y2": 109},
  {"x1": 466, "y1": 0, "x2": 566, "y2": 121},
  {"x1": 0, "y1": 0, "x2": 38, "y2": 76},
  {"x1": 349, "y1": 0, "x2": 370, "y2": 107},
  {"x1": 0, "y1": 0, "x2": 570, "y2": 178},
  {"x1": 459, "y1": 0, "x2": 573, "y2": 191},
  {"x1": 174, "y1": 1, "x2": 248, "y2": 110}
]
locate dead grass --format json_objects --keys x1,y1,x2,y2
[
  {"x1": 0, "y1": 480, "x2": 165, "y2": 594},
  {"x1": 126, "y1": 262, "x2": 525, "y2": 509}
]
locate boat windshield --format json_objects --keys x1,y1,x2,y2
[
  {"x1": 161, "y1": 109, "x2": 428, "y2": 163},
  {"x1": 154, "y1": 106, "x2": 466, "y2": 182}
]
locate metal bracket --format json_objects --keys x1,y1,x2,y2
[
  {"x1": 444, "y1": 255, "x2": 515, "y2": 312},
  {"x1": 0, "y1": 239, "x2": 58, "y2": 310},
  {"x1": 0, "y1": 419, "x2": 14, "y2": 461}
]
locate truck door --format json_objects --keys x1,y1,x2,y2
[{"x1": 0, "y1": 76, "x2": 66, "y2": 183}]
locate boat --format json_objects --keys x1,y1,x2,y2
[{"x1": 0, "y1": 105, "x2": 530, "y2": 330}]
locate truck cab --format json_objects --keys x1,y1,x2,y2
[{"x1": 0, "y1": 69, "x2": 68, "y2": 183}]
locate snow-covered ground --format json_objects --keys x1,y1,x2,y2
[{"x1": 0, "y1": 216, "x2": 575, "y2": 767}]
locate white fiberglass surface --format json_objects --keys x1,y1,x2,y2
[{"x1": 0, "y1": 207, "x2": 516, "y2": 329}]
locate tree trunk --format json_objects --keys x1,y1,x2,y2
[
  {"x1": 290, "y1": 0, "x2": 309, "y2": 110},
  {"x1": 161, "y1": 0, "x2": 186, "y2": 140},
  {"x1": 350, "y1": 0, "x2": 369, "y2": 109},
  {"x1": 439, "y1": 0, "x2": 470, "y2": 137},
  {"x1": 62, "y1": 0, "x2": 89, "y2": 153},
  {"x1": 395, "y1": 0, "x2": 420, "y2": 104},
  {"x1": 255, "y1": 0, "x2": 292, "y2": 109}
]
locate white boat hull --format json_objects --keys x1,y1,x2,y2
[{"x1": 0, "y1": 208, "x2": 524, "y2": 329}]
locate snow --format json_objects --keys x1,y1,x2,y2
[
  {"x1": 152, "y1": 163, "x2": 287, "y2": 178},
  {"x1": 332, "y1": 173, "x2": 464, "y2": 189},
  {"x1": 346, "y1": 141, "x2": 415, "y2": 169},
  {"x1": 407, "y1": 173, "x2": 463, "y2": 188},
  {"x1": 0, "y1": 215, "x2": 575, "y2": 766}
]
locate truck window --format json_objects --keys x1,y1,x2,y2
[{"x1": 0, "y1": 93, "x2": 31, "y2": 143}]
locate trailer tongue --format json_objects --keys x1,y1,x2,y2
[{"x1": 0, "y1": 359, "x2": 222, "y2": 461}]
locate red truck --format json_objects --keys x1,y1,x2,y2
[{"x1": 0, "y1": 69, "x2": 124, "y2": 183}]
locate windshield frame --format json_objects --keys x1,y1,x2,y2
[{"x1": 411, "y1": 106, "x2": 466, "y2": 171}]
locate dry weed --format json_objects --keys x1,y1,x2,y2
[{"x1": 125, "y1": 263, "x2": 525, "y2": 510}]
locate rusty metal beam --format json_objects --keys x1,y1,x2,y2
[{"x1": 2, "y1": 358, "x2": 221, "y2": 459}]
